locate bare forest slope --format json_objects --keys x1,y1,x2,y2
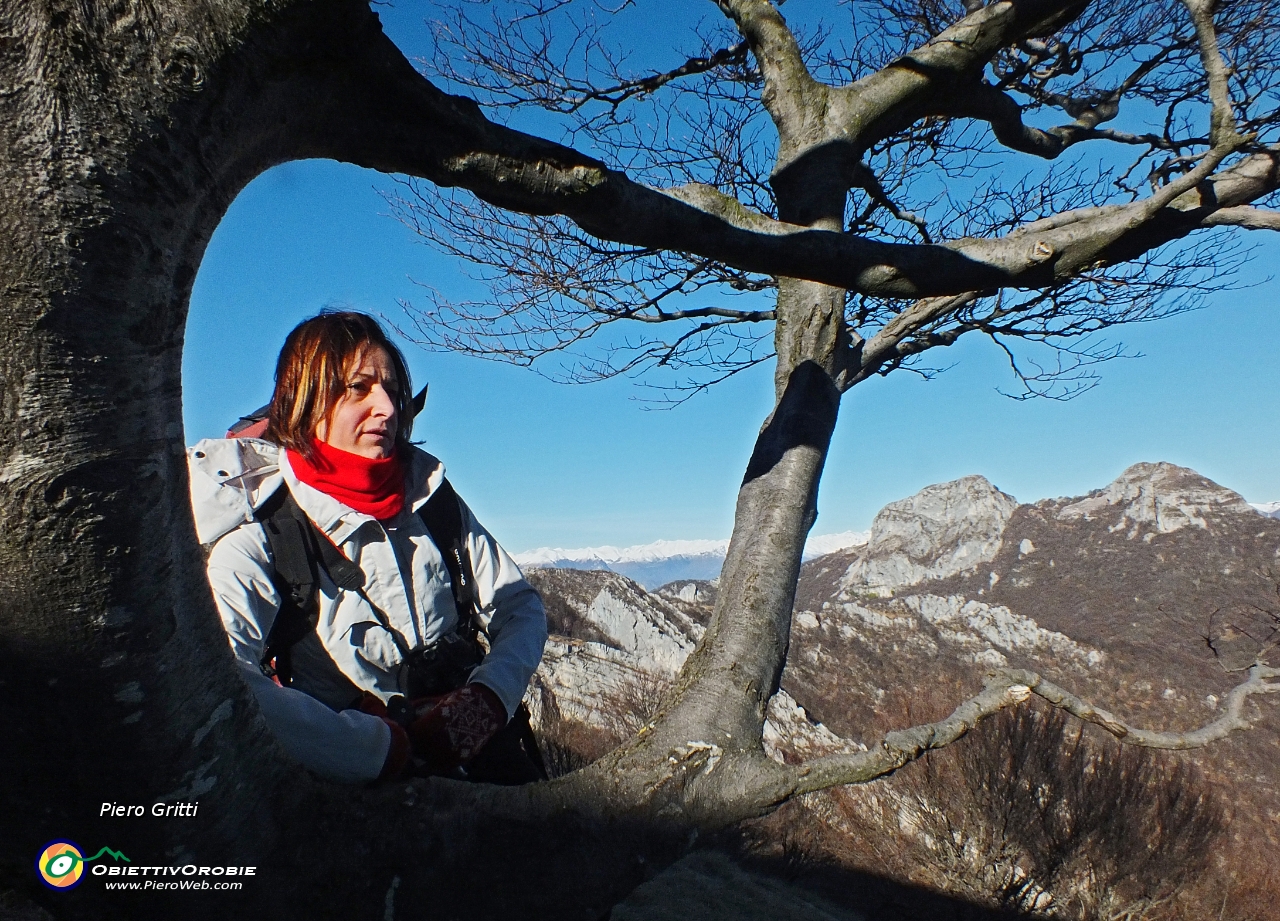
[{"x1": 526, "y1": 462, "x2": 1280, "y2": 918}]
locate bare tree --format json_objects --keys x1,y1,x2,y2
[
  {"x1": 396, "y1": 0, "x2": 1271, "y2": 396},
  {"x1": 2, "y1": 1, "x2": 1279, "y2": 918}
]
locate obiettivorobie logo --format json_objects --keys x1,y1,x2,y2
[
  {"x1": 37, "y1": 839, "x2": 256, "y2": 892},
  {"x1": 37, "y1": 840, "x2": 130, "y2": 890}
]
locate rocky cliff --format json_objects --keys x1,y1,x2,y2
[{"x1": 524, "y1": 463, "x2": 1280, "y2": 916}]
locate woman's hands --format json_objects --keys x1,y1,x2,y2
[
  {"x1": 354, "y1": 683, "x2": 508, "y2": 781},
  {"x1": 407, "y1": 683, "x2": 508, "y2": 776}
]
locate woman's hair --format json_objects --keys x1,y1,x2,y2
[{"x1": 265, "y1": 311, "x2": 414, "y2": 460}]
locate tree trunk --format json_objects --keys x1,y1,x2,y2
[
  {"x1": 0, "y1": 2, "x2": 849, "y2": 916},
  {"x1": 0, "y1": 0, "x2": 299, "y2": 890},
  {"x1": 629, "y1": 153, "x2": 850, "y2": 789},
  {"x1": 0, "y1": 1, "x2": 433, "y2": 914}
]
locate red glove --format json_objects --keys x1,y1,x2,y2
[
  {"x1": 378, "y1": 720, "x2": 411, "y2": 781},
  {"x1": 408, "y1": 683, "x2": 507, "y2": 776},
  {"x1": 354, "y1": 691, "x2": 388, "y2": 718},
  {"x1": 350, "y1": 693, "x2": 410, "y2": 781}
]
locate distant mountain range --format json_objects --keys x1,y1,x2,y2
[
  {"x1": 513, "y1": 530, "x2": 871, "y2": 589},
  {"x1": 521, "y1": 461, "x2": 1280, "y2": 908},
  {"x1": 516, "y1": 495, "x2": 1278, "y2": 590}
]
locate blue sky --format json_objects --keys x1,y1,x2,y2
[{"x1": 182, "y1": 4, "x2": 1280, "y2": 552}]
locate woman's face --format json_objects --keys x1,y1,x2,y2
[{"x1": 315, "y1": 345, "x2": 399, "y2": 459}]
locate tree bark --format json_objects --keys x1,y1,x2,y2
[
  {"x1": 0, "y1": 0, "x2": 302, "y2": 891},
  {"x1": 0, "y1": 2, "x2": 458, "y2": 915}
]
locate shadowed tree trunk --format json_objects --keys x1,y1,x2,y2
[{"x1": 3, "y1": 2, "x2": 1278, "y2": 918}]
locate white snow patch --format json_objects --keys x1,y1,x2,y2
[
  {"x1": 803, "y1": 530, "x2": 871, "y2": 559},
  {"x1": 515, "y1": 539, "x2": 729, "y2": 567},
  {"x1": 515, "y1": 531, "x2": 872, "y2": 588},
  {"x1": 516, "y1": 530, "x2": 869, "y2": 568}
]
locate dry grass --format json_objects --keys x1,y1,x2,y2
[
  {"x1": 734, "y1": 695, "x2": 1251, "y2": 921},
  {"x1": 535, "y1": 668, "x2": 674, "y2": 778}
]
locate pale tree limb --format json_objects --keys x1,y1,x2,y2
[
  {"x1": 1181, "y1": 0, "x2": 1241, "y2": 147},
  {"x1": 850, "y1": 291, "x2": 984, "y2": 387},
  {"x1": 656, "y1": 148, "x2": 1279, "y2": 292},
  {"x1": 960, "y1": 43, "x2": 1187, "y2": 159},
  {"x1": 943, "y1": 81, "x2": 1154, "y2": 160},
  {"x1": 1018, "y1": 665, "x2": 1280, "y2": 748},
  {"x1": 785, "y1": 664, "x2": 1280, "y2": 797},
  {"x1": 829, "y1": 0, "x2": 1092, "y2": 155},
  {"x1": 994, "y1": 46, "x2": 1178, "y2": 139},
  {"x1": 1200, "y1": 206, "x2": 1280, "y2": 230},
  {"x1": 713, "y1": 0, "x2": 821, "y2": 137}
]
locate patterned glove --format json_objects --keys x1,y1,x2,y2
[{"x1": 408, "y1": 683, "x2": 507, "y2": 776}]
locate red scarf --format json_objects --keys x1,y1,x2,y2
[{"x1": 286, "y1": 440, "x2": 406, "y2": 519}]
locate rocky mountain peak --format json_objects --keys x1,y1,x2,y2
[
  {"x1": 838, "y1": 475, "x2": 1020, "y2": 594},
  {"x1": 1051, "y1": 461, "x2": 1255, "y2": 537}
]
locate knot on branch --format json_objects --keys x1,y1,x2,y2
[
  {"x1": 671, "y1": 741, "x2": 724, "y2": 775},
  {"x1": 883, "y1": 725, "x2": 935, "y2": 756},
  {"x1": 1008, "y1": 684, "x2": 1033, "y2": 703},
  {"x1": 163, "y1": 38, "x2": 204, "y2": 91}
]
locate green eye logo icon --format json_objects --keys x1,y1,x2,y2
[{"x1": 37, "y1": 841, "x2": 130, "y2": 890}]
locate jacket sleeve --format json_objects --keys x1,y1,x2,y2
[
  {"x1": 457, "y1": 498, "x2": 548, "y2": 718},
  {"x1": 206, "y1": 524, "x2": 391, "y2": 783}
]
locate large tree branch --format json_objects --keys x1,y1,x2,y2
[
  {"x1": 943, "y1": 81, "x2": 1177, "y2": 159},
  {"x1": 1201, "y1": 206, "x2": 1280, "y2": 230},
  {"x1": 306, "y1": 10, "x2": 1280, "y2": 299},
  {"x1": 947, "y1": 81, "x2": 1080, "y2": 157},
  {"x1": 825, "y1": 0, "x2": 1091, "y2": 157},
  {"x1": 712, "y1": 0, "x2": 821, "y2": 143},
  {"x1": 785, "y1": 664, "x2": 1280, "y2": 797},
  {"x1": 966, "y1": 40, "x2": 1194, "y2": 158},
  {"x1": 1182, "y1": 0, "x2": 1240, "y2": 147}
]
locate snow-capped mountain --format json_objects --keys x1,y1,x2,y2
[
  {"x1": 525, "y1": 462, "x2": 1280, "y2": 912},
  {"x1": 514, "y1": 487, "x2": 1280, "y2": 590},
  {"x1": 803, "y1": 530, "x2": 873, "y2": 559},
  {"x1": 514, "y1": 531, "x2": 870, "y2": 589}
]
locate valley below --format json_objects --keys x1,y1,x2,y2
[{"x1": 520, "y1": 462, "x2": 1280, "y2": 919}]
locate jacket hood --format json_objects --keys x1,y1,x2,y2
[{"x1": 188, "y1": 438, "x2": 284, "y2": 545}]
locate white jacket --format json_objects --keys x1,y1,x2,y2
[{"x1": 188, "y1": 437, "x2": 547, "y2": 783}]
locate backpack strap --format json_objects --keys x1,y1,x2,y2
[
  {"x1": 256, "y1": 486, "x2": 319, "y2": 686},
  {"x1": 417, "y1": 477, "x2": 482, "y2": 638},
  {"x1": 257, "y1": 486, "x2": 372, "y2": 684}
]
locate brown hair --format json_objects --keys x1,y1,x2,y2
[{"x1": 265, "y1": 311, "x2": 414, "y2": 461}]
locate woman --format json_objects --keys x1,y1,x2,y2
[{"x1": 187, "y1": 312, "x2": 547, "y2": 783}]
